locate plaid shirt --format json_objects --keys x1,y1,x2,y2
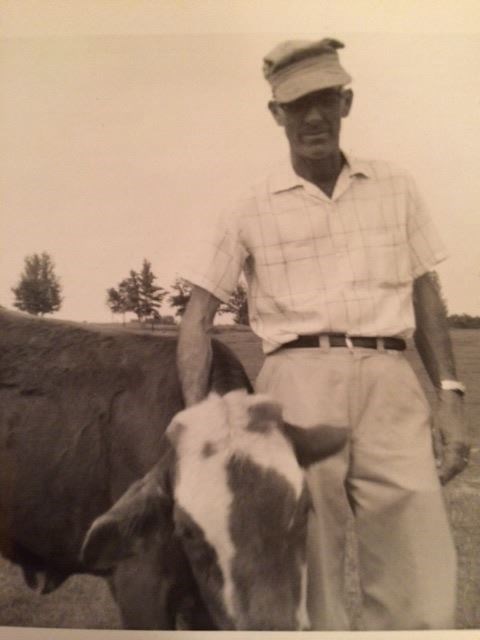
[{"x1": 181, "y1": 155, "x2": 448, "y2": 353}]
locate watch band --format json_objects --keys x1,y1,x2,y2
[{"x1": 439, "y1": 379, "x2": 466, "y2": 395}]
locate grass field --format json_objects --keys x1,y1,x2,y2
[{"x1": 0, "y1": 326, "x2": 478, "y2": 629}]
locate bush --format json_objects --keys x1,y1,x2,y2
[{"x1": 448, "y1": 314, "x2": 480, "y2": 329}]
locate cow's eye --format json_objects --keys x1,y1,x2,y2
[
  {"x1": 182, "y1": 526, "x2": 195, "y2": 540},
  {"x1": 175, "y1": 516, "x2": 201, "y2": 544}
]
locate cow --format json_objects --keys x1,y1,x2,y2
[{"x1": 0, "y1": 309, "x2": 348, "y2": 629}]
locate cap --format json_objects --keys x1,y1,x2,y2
[{"x1": 263, "y1": 38, "x2": 352, "y2": 103}]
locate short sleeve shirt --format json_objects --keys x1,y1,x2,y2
[{"x1": 181, "y1": 155, "x2": 448, "y2": 353}]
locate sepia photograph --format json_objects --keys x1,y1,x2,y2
[{"x1": 0, "y1": 1, "x2": 479, "y2": 638}]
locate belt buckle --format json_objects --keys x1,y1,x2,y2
[{"x1": 319, "y1": 335, "x2": 330, "y2": 351}]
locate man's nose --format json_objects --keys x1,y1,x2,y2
[{"x1": 303, "y1": 104, "x2": 326, "y2": 123}]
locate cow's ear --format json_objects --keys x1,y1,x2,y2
[
  {"x1": 283, "y1": 422, "x2": 350, "y2": 468},
  {"x1": 81, "y1": 462, "x2": 172, "y2": 571}
]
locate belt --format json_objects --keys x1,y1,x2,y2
[{"x1": 281, "y1": 334, "x2": 406, "y2": 351}]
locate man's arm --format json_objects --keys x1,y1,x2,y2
[
  {"x1": 177, "y1": 285, "x2": 221, "y2": 407},
  {"x1": 413, "y1": 271, "x2": 469, "y2": 484}
]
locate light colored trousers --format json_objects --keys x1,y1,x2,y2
[{"x1": 255, "y1": 345, "x2": 456, "y2": 631}]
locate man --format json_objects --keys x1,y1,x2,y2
[{"x1": 176, "y1": 38, "x2": 469, "y2": 630}]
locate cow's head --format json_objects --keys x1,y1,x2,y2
[{"x1": 81, "y1": 390, "x2": 348, "y2": 630}]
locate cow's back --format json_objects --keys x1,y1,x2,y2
[{"x1": 0, "y1": 310, "x2": 251, "y2": 584}]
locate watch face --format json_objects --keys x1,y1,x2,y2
[{"x1": 440, "y1": 380, "x2": 466, "y2": 395}]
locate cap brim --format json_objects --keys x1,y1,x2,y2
[{"x1": 274, "y1": 66, "x2": 352, "y2": 103}]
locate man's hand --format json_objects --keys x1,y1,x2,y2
[{"x1": 432, "y1": 391, "x2": 470, "y2": 484}]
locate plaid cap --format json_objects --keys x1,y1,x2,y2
[{"x1": 263, "y1": 38, "x2": 352, "y2": 103}]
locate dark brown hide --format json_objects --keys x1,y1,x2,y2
[
  {"x1": 227, "y1": 455, "x2": 307, "y2": 630},
  {"x1": 0, "y1": 309, "x2": 251, "y2": 624}
]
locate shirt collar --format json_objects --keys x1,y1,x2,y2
[{"x1": 269, "y1": 152, "x2": 372, "y2": 194}]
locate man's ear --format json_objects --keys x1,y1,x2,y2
[
  {"x1": 340, "y1": 89, "x2": 353, "y2": 118},
  {"x1": 268, "y1": 100, "x2": 286, "y2": 126}
]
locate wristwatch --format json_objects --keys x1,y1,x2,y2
[{"x1": 439, "y1": 379, "x2": 466, "y2": 396}]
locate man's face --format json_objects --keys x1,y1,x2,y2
[{"x1": 269, "y1": 87, "x2": 353, "y2": 160}]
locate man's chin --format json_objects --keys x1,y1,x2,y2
[{"x1": 300, "y1": 146, "x2": 334, "y2": 160}]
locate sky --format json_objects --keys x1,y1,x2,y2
[{"x1": 1, "y1": 1, "x2": 479, "y2": 323}]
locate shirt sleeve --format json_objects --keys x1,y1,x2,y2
[
  {"x1": 405, "y1": 173, "x2": 448, "y2": 278},
  {"x1": 179, "y1": 205, "x2": 248, "y2": 303}
]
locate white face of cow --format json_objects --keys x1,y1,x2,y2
[
  {"x1": 81, "y1": 390, "x2": 348, "y2": 630},
  {"x1": 167, "y1": 390, "x2": 310, "y2": 630}
]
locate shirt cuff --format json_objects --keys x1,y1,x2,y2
[{"x1": 178, "y1": 269, "x2": 232, "y2": 304}]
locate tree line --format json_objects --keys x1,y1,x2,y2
[
  {"x1": 106, "y1": 259, "x2": 248, "y2": 326},
  {"x1": 10, "y1": 252, "x2": 249, "y2": 325},
  {"x1": 10, "y1": 252, "x2": 479, "y2": 329}
]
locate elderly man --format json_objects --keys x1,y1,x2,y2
[{"x1": 176, "y1": 38, "x2": 469, "y2": 630}]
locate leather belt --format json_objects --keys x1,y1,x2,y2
[{"x1": 281, "y1": 334, "x2": 406, "y2": 351}]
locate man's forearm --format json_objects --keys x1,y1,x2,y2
[
  {"x1": 413, "y1": 271, "x2": 457, "y2": 387},
  {"x1": 177, "y1": 320, "x2": 213, "y2": 407},
  {"x1": 176, "y1": 285, "x2": 221, "y2": 407}
]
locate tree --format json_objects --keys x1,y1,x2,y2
[
  {"x1": 169, "y1": 279, "x2": 249, "y2": 325},
  {"x1": 106, "y1": 285, "x2": 129, "y2": 324},
  {"x1": 106, "y1": 275, "x2": 138, "y2": 323},
  {"x1": 168, "y1": 278, "x2": 192, "y2": 317},
  {"x1": 448, "y1": 313, "x2": 480, "y2": 329},
  {"x1": 12, "y1": 252, "x2": 62, "y2": 316},
  {"x1": 106, "y1": 260, "x2": 166, "y2": 327},
  {"x1": 218, "y1": 283, "x2": 249, "y2": 325},
  {"x1": 137, "y1": 259, "x2": 167, "y2": 328},
  {"x1": 124, "y1": 271, "x2": 142, "y2": 319}
]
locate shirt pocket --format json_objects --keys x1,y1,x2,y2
[{"x1": 348, "y1": 227, "x2": 412, "y2": 286}]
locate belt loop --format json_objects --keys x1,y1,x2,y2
[
  {"x1": 319, "y1": 334, "x2": 330, "y2": 353},
  {"x1": 377, "y1": 337, "x2": 386, "y2": 353},
  {"x1": 345, "y1": 335, "x2": 354, "y2": 352}
]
